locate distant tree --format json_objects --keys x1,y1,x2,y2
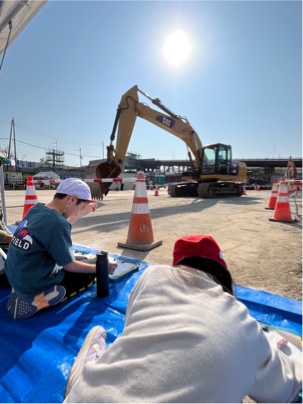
[{"x1": 0, "y1": 146, "x2": 13, "y2": 160}]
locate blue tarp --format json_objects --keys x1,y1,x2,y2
[{"x1": 0, "y1": 243, "x2": 302, "y2": 403}]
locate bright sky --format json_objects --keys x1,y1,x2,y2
[{"x1": 0, "y1": 0, "x2": 301, "y2": 167}]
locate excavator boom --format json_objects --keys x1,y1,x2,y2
[{"x1": 97, "y1": 85, "x2": 203, "y2": 195}]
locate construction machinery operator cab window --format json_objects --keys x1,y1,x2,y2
[{"x1": 202, "y1": 144, "x2": 233, "y2": 175}]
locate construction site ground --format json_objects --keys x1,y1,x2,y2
[{"x1": 3, "y1": 187, "x2": 302, "y2": 301}]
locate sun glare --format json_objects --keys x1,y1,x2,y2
[{"x1": 163, "y1": 31, "x2": 191, "y2": 66}]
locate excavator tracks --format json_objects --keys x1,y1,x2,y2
[
  {"x1": 197, "y1": 182, "x2": 243, "y2": 198},
  {"x1": 168, "y1": 182, "x2": 198, "y2": 197},
  {"x1": 168, "y1": 181, "x2": 243, "y2": 198}
]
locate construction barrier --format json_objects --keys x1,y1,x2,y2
[
  {"x1": 33, "y1": 180, "x2": 60, "y2": 184},
  {"x1": 83, "y1": 178, "x2": 136, "y2": 183},
  {"x1": 285, "y1": 180, "x2": 302, "y2": 194},
  {"x1": 117, "y1": 172, "x2": 162, "y2": 251},
  {"x1": 32, "y1": 177, "x2": 137, "y2": 185}
]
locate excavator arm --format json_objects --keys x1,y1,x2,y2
[
  {"x1": 97, "y1": 85, "x2": 204, "y2": 195},
  {"x1": 285, "y1": 156, "x2": 297, "y2": 179}
]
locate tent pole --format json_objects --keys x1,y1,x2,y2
[{"x1": 0, "y1": 164, "x2": 7, "y2": 225}]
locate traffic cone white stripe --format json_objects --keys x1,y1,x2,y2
[
  {"x1": 136, "y1": 185, "x2": 147, "y2": 197},
  {"x1": 277, "y1": 196, "x2": 289, "y2": 203},
  {"x1": 26, "y1": 189, "x2": 37, "y2": 195},
  {"x1": 132, "y1": 203, "x2": 150, "y2": 214},
  {"x1": 24, "y1": 200, "x2": 36, "y2": 205}
]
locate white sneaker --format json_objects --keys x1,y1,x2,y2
[
  {"x1": 0, "y1": 248, "x2": 7, "y2": 275},
  {"x1": 64, "y1": 326, "x2": 107, "y2": 399}
]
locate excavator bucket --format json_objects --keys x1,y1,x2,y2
[{"x1": 95, "y1": 161, "x2": 122, "y2": 197}]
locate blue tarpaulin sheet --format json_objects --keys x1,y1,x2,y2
[{"x1": 0, "y1": 243, "x2": 302, "y2": 403}]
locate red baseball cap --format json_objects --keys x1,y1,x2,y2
[{"x1": 173, "y1": 235, "x2": 227, "y2": 268}]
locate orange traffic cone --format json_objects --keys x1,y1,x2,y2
[
  {"x1": 154, "y1": 185, "x2": 159, "y2": 196},
  {"x1": 22, "y1": 176, "x2": 38, "y2": 218},
  {"x1": 269, "y1": 182, "x2": 296, "y2": 223},
  {"x1": 117, "y1": 171, "x2": 162, "y2": 251},
  {"x1": 242, "y1": 184, "x2": 247, "y2": 195},
  {"x1": 265, "y1": 182, "x2": 278, "y2": 210}
]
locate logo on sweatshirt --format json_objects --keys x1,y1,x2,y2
[{"x1": 11, "y1": 219, "x2": 33, "y2": 251}]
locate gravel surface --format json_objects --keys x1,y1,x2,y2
[{"x1": 4, "y1": 187, "x2": 302, "y2": 300}]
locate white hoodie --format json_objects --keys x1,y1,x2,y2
[{"x1": 65, "y1": 265, "x2": 302, "y2": 403}]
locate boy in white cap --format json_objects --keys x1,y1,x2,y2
[
  {"x1": 64, "y1": 234, "x2": 301, "y2": 403},
  {"x1": 5, "y1": 178, "x2": 114, "y2": 320}
]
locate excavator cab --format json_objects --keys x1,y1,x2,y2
[{"x1": 201, "y1": 143, "x2": 237, "y2": 176}]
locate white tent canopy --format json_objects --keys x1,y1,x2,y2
[
  {"x1": 0, "y1": 0, "x2": 47, "y2": 222},
  {"x1": 0, "y1": 0, "x2": 47, "y2": 68},
  {"x1": 33, "y1": 171, "x2": 60, "y2": 180}
]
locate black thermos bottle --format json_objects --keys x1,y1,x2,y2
[{"x1": 96, "y1": 250, "x2": 109, "y2": 298}]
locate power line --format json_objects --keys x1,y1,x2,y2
[
  {"x1": 1, "y1": 138, "x2": 101, "y2": 159},
  {"x1": 17, "y1": 139, "x2": 46, "y2": 150}
]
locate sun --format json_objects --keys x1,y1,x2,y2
[{"x1": 163, "y1": 31, "x2": 191, "y2": 66}]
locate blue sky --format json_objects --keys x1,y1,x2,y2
[{"x1": 0, "y1": 0, "x2": 301, "y2": 167}]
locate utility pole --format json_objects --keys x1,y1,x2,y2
[
  {"x1": 79, "y1": 147, "x2": 83, "y2": 167},
  {"x1": 8, "y1": 117, "x2": 17, "y2": 171}
]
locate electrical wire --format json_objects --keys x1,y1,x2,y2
[{"x1": 1, "y1": 138, "x2": 100, "y2": 159}]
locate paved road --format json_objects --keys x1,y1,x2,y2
[{"x1": 2, "y1": 187, "x2": 302, "y2": 300}]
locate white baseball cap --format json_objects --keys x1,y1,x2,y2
[{"x1": 57, "y1": 178, "x2": 98, "y2": 203}]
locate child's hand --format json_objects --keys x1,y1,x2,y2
[
  {"x1": 84, "y1": 203, "x2": 97, "y2": 215},
  {"x1": 109, "y1": 262, "x2": 117, "y2": 275},
  {"x1": 69, "y1": 203, "x2": 98, "y2": 224}
]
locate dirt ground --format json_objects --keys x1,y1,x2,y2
[{"x1": 3, "y1": 187, "x2": 302, "y2": 300}]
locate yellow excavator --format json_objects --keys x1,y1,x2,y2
[{"x1": 94, "y1": 85, "x2": 247, "y2": 199}]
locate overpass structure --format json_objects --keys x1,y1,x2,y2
[{"x1": 137, "y1": 157, "x2": 302, "y2": 174}]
